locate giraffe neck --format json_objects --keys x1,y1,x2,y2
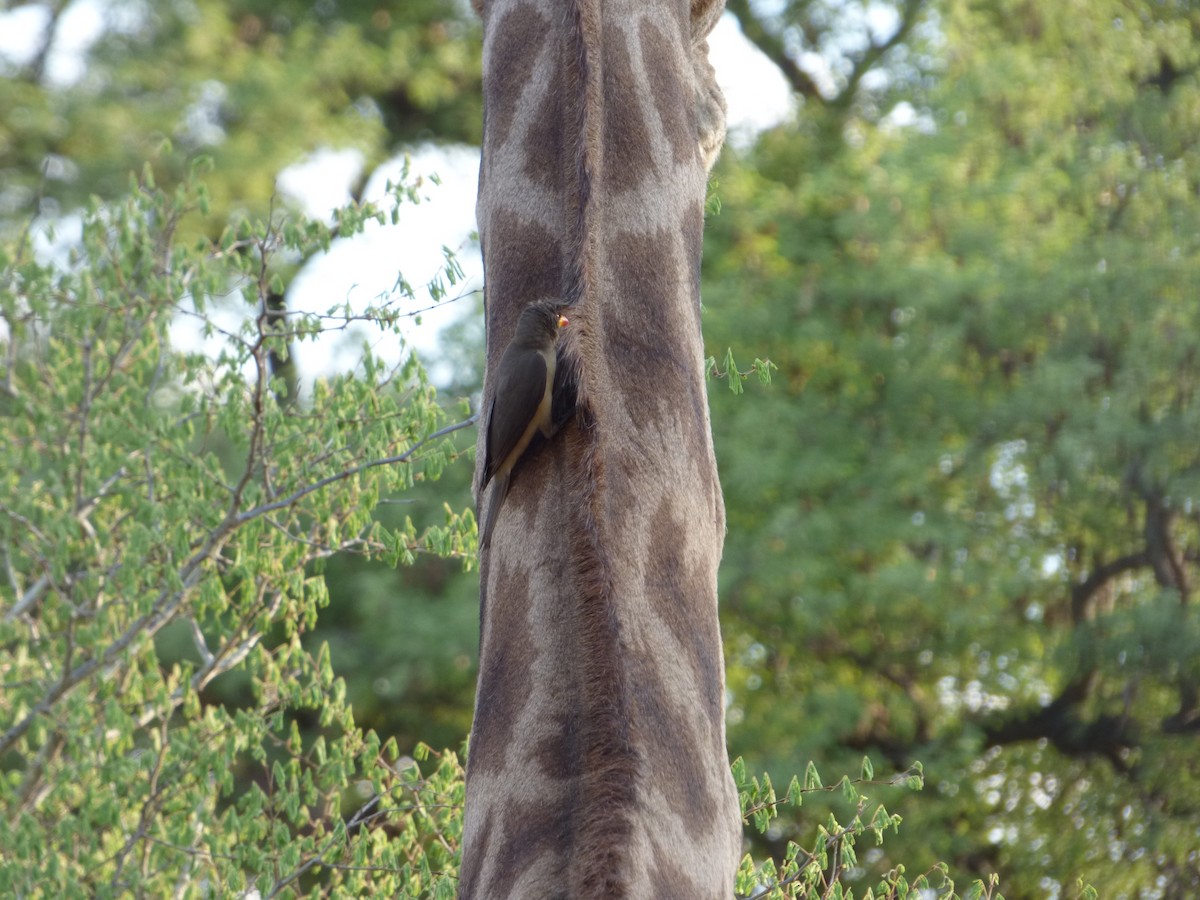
[{"x1": 462, "y1": 2, "x2": 739, "y2": 897}]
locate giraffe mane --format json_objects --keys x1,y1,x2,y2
[{"x1": 559, "y1": 1, "x2": 641, "y2": 895}]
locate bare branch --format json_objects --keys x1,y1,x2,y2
[
  {"x1": 1070, "y1": 550, "x2": 1149, "y2": 623},
  {"x1": 726, "y1": 0, "x2": 929, "y2": 111},
  {"x1": 0, "y1": 521, "x2": 233, "y2": 755},
  {"x1": 264, "y1": 783, "x2": 415, "y2": 898},
  {"x1": 833, "y1": 0, "x2": 927, "y2": 111},
  {"x1": 187, "y1": 617, "x2": 215, "y2": 667},
  {"x1": 14, "y1": 728, "x2": 63, "y2": 810},
  {"x1": 0, "y1": 408, "x2": 477, "y2": 755},
  {"x1": 4, "y1": 573, "x2": 51, "y2": 623},
  {"x1": 725, "y1": 0, "x2": 824, "y2": 102},
  {"x1": 20, "y1": 0, "x2": 71, "y2": 85},
  {"x1": 110, "y1": 718, "x2": 172, "y2": 888},
  {"x1": 233, "y1": 413, "x2": 478, "y2": 526},
  {"x1": 75, "y1": 460, "x2": 136, "y2": 524}
]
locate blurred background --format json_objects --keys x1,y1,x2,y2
[{"x1": 3, "y1": 0, "x2": 1198, "y2": 896}]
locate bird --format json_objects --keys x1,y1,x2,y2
[{"x1": 478, "y1": 300, "x2": 569, "y2": 550}]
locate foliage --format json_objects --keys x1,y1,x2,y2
[
  {"x1": 708, "y1": 0, "x2": 1200, "y2": 895},
  {"x1": 4, "y1": 0, "x2": 1199, "y2": 896},
  {"x1": 737, "y1": 756, "x2": 1021, "y2": 900},
  {"x1": 709, "y1": 349, "x2": 779, "y2": 396},
  {"x1": 0, "y1": 32, "x2": 1042, "y2": 900},
  {"x1": 0, "y1": 162, "x2": 473, "y2": 896},
  {"x1": 0, "y1": 0, "x2": 482, "y2": 236},
  {"x1": 2, "y1": 0, "x2": 490, "y2": 757}
]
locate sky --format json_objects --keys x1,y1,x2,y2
[
  {"x1": 261, "y1": 13, "x2": 797, "y2": 387},
  {"x1": 0, "y1": 2, "x2": 796, "y2": 387}
]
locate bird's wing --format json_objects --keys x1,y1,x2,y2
[{"x1": 483, "y1": 348, "x2": 549, "y2": 486}]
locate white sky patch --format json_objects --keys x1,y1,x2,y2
[
  {"x1": 287, "y1": 144, "x2": 484, "y2": 385},
  {"x1": 167, "y1": 144, "x2": 484, "y2": 390},
  {"x1": 0, "y1": 0, "x2": 108, "y2": 84},
  {"x1": 710, "y1": 13, "x2": 797, "y2": 143},
  {"x1": 7, "y1": 7, "x2": 792, "y2": 391},
  {"x1": 251, "y1": 20, "x2": 796, "y2": 388},
  {"x1": 47, "y1": 0, "x2": 106, "y2": 84},
  {"x1": 276, "y1": 148, "x2": 367, "y2": 220},
  {"x1": 881, "y1": 100, "x2": 936, "y2": 134},
  {"x1": 0, "y1": 5, "x2": 47, "y2": 68}
]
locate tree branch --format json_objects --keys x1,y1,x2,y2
[
  {"x1": 724, "y1": 0, "x2": 824, "y2": 101},
  {"x1": 832, "y1": 0, "x2": 927, "y2": 111},
  {"x1": 0, "y1": 414, "x2": 478, "y2": 755},
  {"x1": 725, "y1": 0, "x2": 929, "y2": 110},
  {"x1": 981, "y1": 672, "x2": 1135, "y2": 771},
  {"x1": 20, "y1": 0, "x2": 71, "y2": 85},
  {"x1": 233, "y1": 413, "x2": 477, "y2": 526},
  {"x1": 0, "y1": 533, "x2": 226, "y2": 756},
  {"x1": 1143, "y1": 490, "x2": 1190, "y2": 603},
  {"x1": 1070, "y1": 550, "x2": 1148, "y2": 623}
]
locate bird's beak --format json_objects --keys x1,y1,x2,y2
[{"x1": 557, "y1": 315, "x2": 569, "y2": 328}]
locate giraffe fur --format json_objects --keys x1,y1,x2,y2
[{"x1": 462, "y1": 2, "x2": 740, "y2": 897}]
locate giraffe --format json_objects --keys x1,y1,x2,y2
[{"x1": 461, "y1": 0, "x2": 740, "y2": 897}]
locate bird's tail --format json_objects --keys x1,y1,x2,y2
[{"x1": 478, "y1": 471, "x2": 510, "y2": 551}]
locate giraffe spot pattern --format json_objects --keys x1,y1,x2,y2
[
  {"x1": 487, "y1": 796, "x2": 574, "y2": 898},
  {"x1": 501, "y1": 435, "x2": 556, "y2": 517},
  {"x1": 649, "y1": 853, "x2": 712, "y2": 900},
  {"x1": 628, "y1": 646, "x2": 719, "y2": 823},
  {"x1": 465, "y1": 0, "x2": 740, "y2": 893},
  {"x1": 469, "y1": 557, "x2": 537, "y2": 778},
  {"x1": 605, "y1": 228, "x2": 711, "y2": 464},
  {"x1": 457, "y1": 807, "x2": 493, "y2": 896},
  {"x1": 482, "y1": 210, "x2": 565, "y2": 355},
  {"x1": 602, "y1": 20, "x2": 657, "y2": 194},
  {"x1": 532, "y1": 710, "x2": 580, "y2": 780},
  {"x1": 681, "y1": 200, "x2": 705, "y2": 318},
  {"x1": 646, "y1": 499, "x2": 725, "y2": 728},
  {"x1": 639, "y1": 18, "x2": 696, "y2": 166},
  {"x1": 522, "y1": 53, "x2": 569, "y2": 194},
  {"x1": 483, "y1": 4, "x2": 549, "y2": 152}
]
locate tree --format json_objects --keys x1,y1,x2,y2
[
  {"x1": 707, "y1": 0, "x2": 1200, "y2": 895},
  {"x1": 3, "y1": 7, "x2": 488, "y2": 891},
  {"x1": 6, "y1": 0, "x2": 1190, "y2": 894},
  {"x1": 0, "y1": 161, "x2": 472, "y2": 896},
  {"x1": 1, "y1": 0, "x2": 482, "y2": 235},
  {"x1": 0, "y1": 155, "x2": 1020, "y2": 900},
  {"x1": 1, "y1": 0, "x2": 493, "y2": 754}
]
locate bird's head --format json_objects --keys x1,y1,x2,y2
[{"x1": 516, "y1": 301, "x2": 570, "y2": 344}]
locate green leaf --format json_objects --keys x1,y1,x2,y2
[
  {"x1": 786, "y1": 775, "x2": 803, "y2": 807},
  {"x1": 731, "y1": 756, "x2": 747, "y2": 787},
  {"x1": 724, "y1": 347, "x2": 743, "y2": 395},
  {"x1": 861, "y1": 756, "x2": 874, "y2": 781},
  {"x1": 840, "y1": 775, "x2": 857, "y2": 804},
  {"x1": 804, "y1": 761, "x2": 822, "y2": 791}
]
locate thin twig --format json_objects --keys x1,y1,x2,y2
[
  {"x1": 187, "y1": 617, "x2": 215, "y2": 667},
  {"x1": 234, "y1": 413, "x2": 478, "y2": 525},
  {"x1": 4, "y1": 572, "x2": 50, "y2": 622}
]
